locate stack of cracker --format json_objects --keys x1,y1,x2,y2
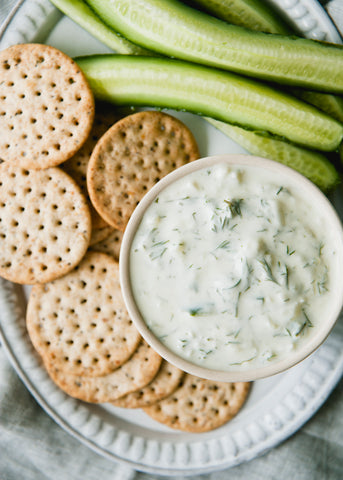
[
  {"x1": 0, "y1": 43, "x2": 94, "y2": 284},
  {"x1": 0, "y1": 43, "x2": 250, "y2": 433}
]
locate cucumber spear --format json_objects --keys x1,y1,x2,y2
[
  {"x1": 86, "y1": 0, "x2": 343, "y2": 93},
  {"x1": 76, "y1": 54, "x2": 343, "y2": 151}
]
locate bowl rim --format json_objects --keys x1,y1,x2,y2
[{"x1": 119, "y1": 154, "x2": 343, "y2": 382}]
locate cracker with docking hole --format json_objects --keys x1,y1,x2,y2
[
  {"x1": 87, "y1": 110, "x2": 200, "y2": 231},
  {"x1": 112, "y1": 360, "x2": 185, "y2": 408},
  {"x1": 89, "y1": 227, "x2": 124, "y2": 262},
  {"x1": 0, "y1": 43, "x2": 94, "y2": 169},
  {"x1": 62, "y1": 106, "x2": 123, "y2": 245},
  {"x1": 44, "y1": 340, "x2": 162, "y2": 403},
  {"x1": 0, "y1": 164, "x2": 91, "y2": 284},
  {"x1": 26, "y1": 251, "x2": 141, "y2": 377},
  {"x1": 89, "y1": 224, "x2": 115, "y2": 246},
  {"x1": 143, "y1": 375, "x2": 251, "y2": 433}
]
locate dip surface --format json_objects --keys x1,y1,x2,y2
[{"x1": 130, "y1": 162, "x2": 338, "y2": 372}]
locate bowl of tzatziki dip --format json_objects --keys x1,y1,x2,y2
[{"x1": 119, "y1": 154, "x2": 343, "y2": 382}]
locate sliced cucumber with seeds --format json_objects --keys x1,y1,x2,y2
[
  {"x1": 207, "y1": 118, "x2": 339, "y2": 192},
  {"x1": 185, "y1": 0, "x2": 343, "y2": 122},
  {"x1": 184, "y1": 0, "x2": 291, "y2": 34},
  {"x1": 52, "y1": 0, "x2": 343, "y2": 121},
  {"x1": 76, "y1": 54, "x2": 343, "y2": 151},
  {"x1": 50, "y1": 0, "x2": 151, "y2": 55},
  {"x1": 86, "y1": 0, "x2": 343, "y2": 92},
  {"x1": 294, "y1": 91, "x2": 343, "y2": 124}
]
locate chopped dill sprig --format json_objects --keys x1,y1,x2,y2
[
  {"x1": 221, "y1": 216, "x2": 230, "y2": 230},
  {"x1": 259, "y1": 258, "x2": 278, "y2": 284},
  {"x1": 225, "y1": 198, "x2": 243, "y2": 217},
  {"x1": 286, "y1": 245, "x2": 295, "y2": 256},
  {"x1": 235, "y1": 291, "x2": 241, "y2": 317},
  {"x1": 149, "y1": 248, "x2": 167, "y2": 260},
  {"x1": 151, "y1": 240, "x2": 169, "y2": 248},
  {"x1": 317, "y1": 279, "x2": 328, "y2": 294},
  {"x1": 215, "y1": 240, "x2": 230, "y2": 250},
  {"x1": 302, "y1": 309, "x2": 313, "y2": 327},
  {"x1": 228, "y1": 278, "x2": 241, "y2": 289},
  {"x1": 318, "y1": 242, "x2": 325, "y2": 256},
  {"x1": 179, "y1": 339, "x2": 190, "y2": 348},
  {"x1": 149, "y1": 227, "x2": 158, "y2": 237},
  {"x1": 226, "y1": 329, "x2": 241, "y2": 339},
  {"x1": 295, "y1": 309, "x2": 313, "y2": 336},
  {"x1": 229, "y1": 354, "x2": 257, "y2": 366},
  {"x1": 199, "y1": 348, "x2": 214, "y2": 358},
  {"x1": 189, "y1": 307, "x2": 201, "y2": 316},
  {"x1": 281, "y1": 264, "x2": 289, "y2": 289},
  {"x1": 149, "y1": 240, "x2": 169, "y2": 260},
  {"x1": 166, "y1": 195, "x2": 191, "y2": 203}
]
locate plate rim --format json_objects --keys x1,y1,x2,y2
[
  {"x1": 1, "y1": 277, "x2": 343, "y2": 476},
  {"x1": 1, "y1": 0, "x2": 343, "y2": 475},
  {"x1": 1, "y1": 0, "x2": 342, "y2": 49}
]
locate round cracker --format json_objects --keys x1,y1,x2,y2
[
  {"x1": 112, "y1": 361, "x2": 185, "y2": 409},
  {"x1": 0, "y1": 164, "x2": 91, "y2": 284},
  {"x1": 87, "y1": 111, "x2": 200, "y2": 231},
  {"x1": 26, "y1": 251, "x2": 141, "y2": 377},
  {"x1": 44, "y1": 340, "x2": 162, "y2": 403},
  {"x1": 89, "y1": 224, "x2": 115, "y2": 247},
  {"x1": 62, "y1": 106, "x2": 122, "y2": 244},
  {"x1": 89, "y1": 227, "x2": 124, "y2": 262},
  {"x1": 0, "y1": 43, "x2": 94, "y2": 169},
  {"x1": 143, "y1": 375, "x2": 251, "y2": 433}
]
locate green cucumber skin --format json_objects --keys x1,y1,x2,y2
[
  {"x1": 76, "y1": 54, "x2": 343, "y2": 151},
  {"x1": 49, "y1": 0, "x2": 151, "y2": 55},
  {"x1": 296, "y1": 91, "x2": 343, "y2": 124},
  {"x1": 86, "y1": 0, "x2": 343, "y2": 93},
  {"x1": 185, "y1": 0, "x2": 343, "y2": 124},
  {"x1": 207, "y1": 117, "x2": 339, "y2": 192},
  {"x1": 184, "y1": 0, "x2": 290, "y2": 34}
]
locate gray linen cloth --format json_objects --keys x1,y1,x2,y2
[
  {"x1": 1, "y1": 345, "x2": 343, "y2": 479},
  {"x1": 1, "y1": 1, "x2": 343, "y2": 478}
]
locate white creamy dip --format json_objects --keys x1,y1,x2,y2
[{"x1": 129, "y1": 162, "x2": 338, "y2": 372}]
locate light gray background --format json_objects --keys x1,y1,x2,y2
[{"x1": 1, "y1": 1, "x2": 343, "y2": 478}]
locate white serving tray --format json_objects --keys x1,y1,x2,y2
[{"x1": 0, "y1": 0, "x2": 343, "y2": 475}]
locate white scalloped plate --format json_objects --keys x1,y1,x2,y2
[{"x1": 1, "y1": 0, "x2": 343, "y2": 476}]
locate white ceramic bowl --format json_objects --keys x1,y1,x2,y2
[{"x1": 119, "y1": 154, "x2": 343, "y2": 382}]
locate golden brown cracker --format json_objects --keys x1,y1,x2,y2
[
  {"x1": 44, "y1": 340, "x2": 162, "y2": 403},
  {"x1": 112, "y1": 360, "x2": 185, "y2": 408},
  {"x1": 0, "y1": 164, "x2": 91, "y2": 284},
  {"x1": 143, "y1": 374, "x2": 251, "y2": 432},
  {"x1": 87, "y1": 111, "x2": 200, "y2": 231},
  {"x1": 89, "y1": 227, "x2": 124, "y2": 262},
  {"x1": 0, "y1": 43, "x2": 94, "y2": 169},
  {"x1": 26, "y1": 251, "x2": 141, "y2": 376},
  {"x1": 62, "y1": 106, "x2": 122, "y2": 244}
]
